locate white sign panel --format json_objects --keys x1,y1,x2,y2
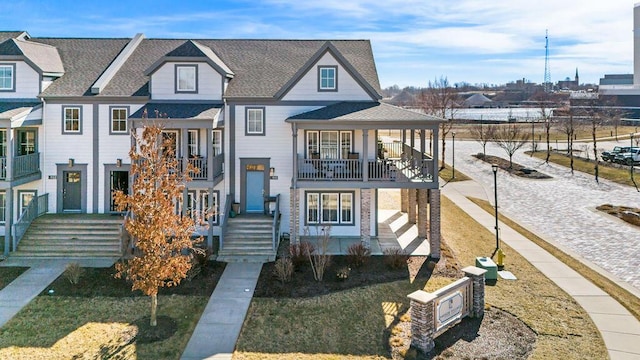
[{"x1": 436, "y1": 291, "x2": 464, "y2": 331}]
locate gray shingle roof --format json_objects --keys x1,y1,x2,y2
[
  {"x1": 130, "y1": 103, "x2": 221, "y2": 120},
  {"x1": 30, "y1": 37, "x2": 380, "y2": 99},
  {"x1": 0, "y1": 31, "x2": 27, "y2": 44},
  {"x1": 0, "y1": 101, "x2": 41, "y2": 120},
  {"x1": 13, "y1": 39, "x2": 64, "y2": 74},
  {"x1": 287, "y1": 102, "x2": 444, "y2": 123},
  {"x1": 33, "y1": 38, "x2": 130, "y2": 97}
]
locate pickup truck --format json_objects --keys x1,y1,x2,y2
[
  {"x1": 614, "y1": 147, "x2": 640, "y2": 165},
  {"x1": 602, "y1": 146, "x2": 630, "y2": 162}
]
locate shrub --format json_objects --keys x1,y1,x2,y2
[
  {"x1": 64, "y1": 262, "x2": 84, "y2": 285},
  {"x1": 273, "y1": 257, "x2": 294, "y2": 284},
  {"x1": 336, "y1": 266, "x2": 350, "y2": 281},
  {"x1": 346, "y1": 242, "x2": 371, "y2": 268},
  {"x1": 289, "y1": 241, "x2": 315, "y2": 268},
  {"x1": 383, "y1": 247, "x2": 408, "y2": 269}
]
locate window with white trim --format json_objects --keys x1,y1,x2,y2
[
  {"x1": 0, "y1": 64, "x2": 14, "y2": 91},
  {"x1": 306, "y1": 191, "x2": 354, "y2": 225},
  {"x1": 110, "y1": 107, "x2": 128, "y2": 133},
  {"x1": 186, "y1": 190, "x2": 219, "y2": 225},
  {"x1": 0, "y1": 129, "x2": 6, "y2": 158},
  {"x1": 212, "y1": 130, "x2": 222, "y2": 156},
  {"x1": 17, "y1": 129, "x2": 36, "y2": 155},
  {"x1": 0, "y1": 192, "x2": 5, "y2": 224},
  {"x1": 306, "y1": 131, "x2": 352, "y2": 159},
  {"x1": 176, "y1": 65, "x2": 197, "y2": 93},
  {"x1": 63, "y1": 107, "x2": 81, "y2": 134},
  {"x1": 188, "y1": 130, "x2": 199, "y2": 158},
  {"x1": 246, "y1": 108, "x2": 264, "y2": 135},
  {"x1": 318, "y1": 66, "x2": 337, "y2": 91},
  {"x1": 19, "y1": 191, "x2": 35, "y2": 216}
]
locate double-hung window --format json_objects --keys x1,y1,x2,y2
[
  {"x1": 63, "y1": 106, "x2": 82, "y2": 134},
  {"x1": 188, "y1": 130, "x2": 199, "y2": 158},
  {"x1": 306, "y1": 131, "x2": 352, "y2": 159},
  {"x1": 0, "y1": 129, "x2": 6, "y2": 158},
  {"x1": 246, "y1": 107, "x2": 264, "y2": 135},
  {"x1": 176, "y1": 65, "x2": 197, "y2": 93},
  {"x1": 110, "y1": 107, "x2": 128, "y2": 134},
  {"x1": 212, "y1": 130, "x2": 222, "y2": 156},
  {"x1": 0, "y1": 192, "x2": 5, "y2": 224},
  {"x1": 17, "y1": 130, "x2": 36, "y2": 156},
  {"x1": 0, "y1": 64, "x2": 15, "y2": 91},
  {"x1": 306, "y1": 191, "x2": 353, "y2": 225},
  {"x1": 318, "y1": 66, "x2": 337, "y2": 91}
]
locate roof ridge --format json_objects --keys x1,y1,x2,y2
[{"x1": 15, "y1": 38, "x2": 58, "y2": 49}]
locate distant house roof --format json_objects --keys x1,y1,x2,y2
[
  {"x1": 286, "y1": 101, "x2": 444, "y2": 124},
  {"x1": 463, "y1": 93, "x2": 492, "y2": 107},
  {"x1": 387, "y1": 89, "x2": 416, "y2": 106},
  {"x1": 27, "y1": 38, "x2": 380, "y2": 99}
]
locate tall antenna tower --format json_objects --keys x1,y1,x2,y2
[{"x1": 544, "y1": 29, "x2": 551, "y2": 92}]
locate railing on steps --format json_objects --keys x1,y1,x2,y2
[
  {"x1": 272, "y1": 194, "x2": 281, "y2": 251},
  {"x1": 219, "y1": 194, "x2": 232, "y2": 251},
  {"x1": 12, "y1": 193, "x2": 48, "y2": 251}
]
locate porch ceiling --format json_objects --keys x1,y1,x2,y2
[
  {"x1": 130, "y1": 103, "x2": 223, "y2": 126},
  {"x1": 286, "y1": 101, "x2": 444, "y2": 128}
]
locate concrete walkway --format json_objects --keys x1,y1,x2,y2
[
  {"x1": 442, "y1": 180, "x2": 640, "y2": 359},
  {"x1": 181, "y1": 262, "x2": 263, "y2": 360},
  {"x1": 0, "y1": 261, "x2": 67, "y2": 327}
]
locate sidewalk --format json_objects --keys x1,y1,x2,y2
[
  {"x1": 181, "y1": 262, "x2": 263, "y2": 360},
  {"x1": 442, "y1": 180, "x2": 640, "y2": 359}
]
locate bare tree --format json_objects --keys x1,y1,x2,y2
[
  {"x1": 532, "y1": 91, "x2": 560, "y2": 163},
  {"x1": 470, "y1": 123, "x2": 496, "y2": 157},
  {"x1": 114, "y1": 122, "x2": 202, "y2": 327},
  {"x1": 556, "y1": 107, "x2": 578, "y2": 173},
  {"x1": 494, "y1": 124, "x2": 531, "y2": 168},
  {"x1": 418, "y1": 76, "x2": 460, "y2": 170},
  {"x1": 600, "y1": 96, "x2": 626, "y2": 140}
]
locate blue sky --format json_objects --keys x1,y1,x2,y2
[{"x1": 1, "y1": 0, "x2": 635, "y2": 88}]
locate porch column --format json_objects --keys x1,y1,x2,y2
[
  {"x1": 408, "y1": 189, "x2": 417, "y2": 224},
  {"x1": 181, "y1": 129, "x2": 188, "y2": 166},
  {"x1": 6, "y1": 127, "x2": 13, "y2": 181},
  {"x1": 207, "y1": 188, "x2": 214, "y2": 251},
  {"x1": 420, "y1": 130, "x2": 426, "y2": 157},
  {"x1": 206, "y1": 129, "x2": 214, "y2": 181},
  {"x1": 417, "y1": 189, "x2": 428, "y2": 240},
  {"x1": 410, "y1": 130, "x2": 415, "y2": 162},
  {"x1": 289, "y1": 188, "x2": 298, "y2": 244},
  {"x1": 429, "y1": 189, "x2": 441, "y2": 259},
  {"x1": 401, "y1": 188, "x2": 408, "y2": 213},
  {"x1": 362, "y1": 129, "x2": 368, "y2": 181},
  {"x1": 4, "y1": 190, "x2": 12, "y2": 255},
  {"x1": 360, "y1": 188, "x2": 371, "y2": 248},
  {"x1": 182, "y1": 188, "x2": 188, "y2": 216}
]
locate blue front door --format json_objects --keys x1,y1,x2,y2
[{"x1": 246, "y1": 171, "x2": 264, "y2": 213}]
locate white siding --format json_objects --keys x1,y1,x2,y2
[
  {"x1": 1, "y1": 61, "x2": 40, "y2": 98},
  {"x1": 150, "y1": 62, "x2": 223, "y2": 101},
  {"x1": 281, "y1": 53, "x2": 372, "y2": 101}
]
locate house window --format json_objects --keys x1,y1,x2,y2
[
  {"x1": 306, "y1": 191, "x2": 354, "y2": 225},
  {"x1": 161, "y1": 130, "x2": 179, "y2": 158},
  {"x1": 0, "y1": 64, "x2": 15, "y2": 91},
  {"x1": 246, "y1": 107, "x2": 265, "y2": 135},
  {"x1": 318, "y1": 66, "x2": 337, "y2": 91},
  {"x1": 188, "y1": 130, "x2": 199, "y2": 158},
  {"x1": 18, "y1": 190, "x2": 36, "y2": 216},
  {"x1": 110, "y1": 107, "x2": 128, "y2": 134},
  {"x1": 212, "y1": 130, "x2": 222, "y2": 156},
  {"x1": 186, "y1": 190, "x2": 219, "y2": 225},
  {"x1": 176, "y1": 65, "x2": 197, "y2": 93},
  {"x1": 63, "y1": 106, "x2": 82, "y2": 134},
  {"x1": 17, "y1": 130, "x2": 36, "y2": 156},
  {"x1": 306, "y1": 131, "x2": 352, "y2": 159},
  {"x1": 0, "y1": 130, "x2": 6, "y2": 157},
  {"x1": 0, "y1": 192, "x2": 5, "y2": 224}
]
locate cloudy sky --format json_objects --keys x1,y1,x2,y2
[{"x1": 1, "y1": 0, "x2": 635, "y2": 88}]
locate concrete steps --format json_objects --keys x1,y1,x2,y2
[
  {"x1": 219, "y1": 215, "x2": 275, "y2": 262},
  {"x1": 12, "y1": 214, "x2": 124, "y2": 258}
]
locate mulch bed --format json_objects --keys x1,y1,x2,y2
[
  {"x1": 597, "y1": 204, "x2": 640, "y2": 228},
  {"x1": 474, "y1": 154, "x2": 552, "y2": 179},
  {"x1": 133, "y1": 315, "x2": 178, "y2": 344}
]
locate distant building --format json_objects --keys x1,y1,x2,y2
[{"x1": 557, "y1": 68, "x2": 579, "y2": 90}]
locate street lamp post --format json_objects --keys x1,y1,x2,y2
[
  {"x1": 492, "y1": 164, "x2": 505, "y2": 269},
  {"x1": 452, "y1": 132, "x2": 456, "y2": 179}
]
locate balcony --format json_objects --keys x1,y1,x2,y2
[
  {"x1": 0, "y1": 153, "x2": 41, "y2": 181},
  {"x1": 179, "y1": 153, "x2": 224, "y2": 181},
  {"x1": 296, "y1": 157, "x2": 434, "y2": 183}
]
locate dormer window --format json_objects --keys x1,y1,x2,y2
[
  {"x1": 175, "y1": 64, "x2": 197, "y2": 93},
  {"x1": 0, "y1": 64, "x2": 15, "y2": 92},
  {"x1": 318, "y1": 66, "x2": 337, "y2": 92}
]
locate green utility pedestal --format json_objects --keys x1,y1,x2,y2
[{"x1": 475, "y1": 257, "x2": 498, "y2": 280}]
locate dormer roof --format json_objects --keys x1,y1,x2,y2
[{"x1": 0, "y1": 38, "x2": 64, "y2": 76}]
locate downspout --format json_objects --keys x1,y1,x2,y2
[
  {"x1": 291, "y1": 122, "x2": 298, "y2": 243},
  {"x1": 41, "y1": 98, "x2": 47, "y2": 205}
]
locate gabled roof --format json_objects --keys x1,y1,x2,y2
[
  {"x1": 286, "y1": 101, "x2": 444, "y2": 124},
  {"x1": 0, "y1": 39, "x2": 65, "y2": 75},
  {"x1": 274, "y1": 41, "x2": 381, "y2": 100},
  {"x1": 0, "y1": 101, "x2": 42, "y2": 125},
  {"x1": 33, "y1": 38, "x2": 131, "y2": 97},
  {"x1": 0, "y1": 31, "x2": 29, "y2": 43},
  {"x1": 144, "y1": 40, "x2": 234, "y2": 79},
  {"x1": 463, "y1": 93, "x2": 492, "y2": 107}
]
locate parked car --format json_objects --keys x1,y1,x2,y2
[
  {"x1": 602, "y1": 146, "x2": 630, "y2": 162},
  {"x1": 614, "y1": 147, "x2": 640, "y2": 165}
]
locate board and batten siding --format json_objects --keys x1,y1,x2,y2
[
  {"x1": 42, "y1": 103, "x2": 95, "y2": 213},
  {"x1": 1, "y1": 61, "x2": 40, "y2": 98},
  {"x1": 150, "y1": 62, "x2": 223, "y2": 101},
  {"x1": 281, "y1": 52, "x2": 373, "y2": 102}
]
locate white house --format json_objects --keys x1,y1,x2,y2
[{"x1": 0, "y1": 31, "x2": 443, "y2": 260}]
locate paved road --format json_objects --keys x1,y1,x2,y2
[{"x1": 445, "y1": 140, "x2": 640, "y2": 291}]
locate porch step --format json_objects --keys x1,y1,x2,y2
[
  {"x1": 12, "y1": 214, "x2": 123, "y2": 258},
  {"x1": 219, "y1": 215, "x2": 275, "y2": 263}
]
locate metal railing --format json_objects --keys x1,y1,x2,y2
[
  {"x1": 272, "y1": 194, "x2": 281, "y2": 251},
  {"x1": 12, "y1": 193, "x2": 48, "y2": 251},
  {"x1": 219, "y1": 194, "x2": 232, "y2": 251},
  {"x1": 13, "y1": 152, "x2": 40, "y2": 179}
]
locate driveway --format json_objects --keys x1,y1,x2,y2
[{"x1": 444, "y1": 140, "x2": 640, "y2": 291}]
